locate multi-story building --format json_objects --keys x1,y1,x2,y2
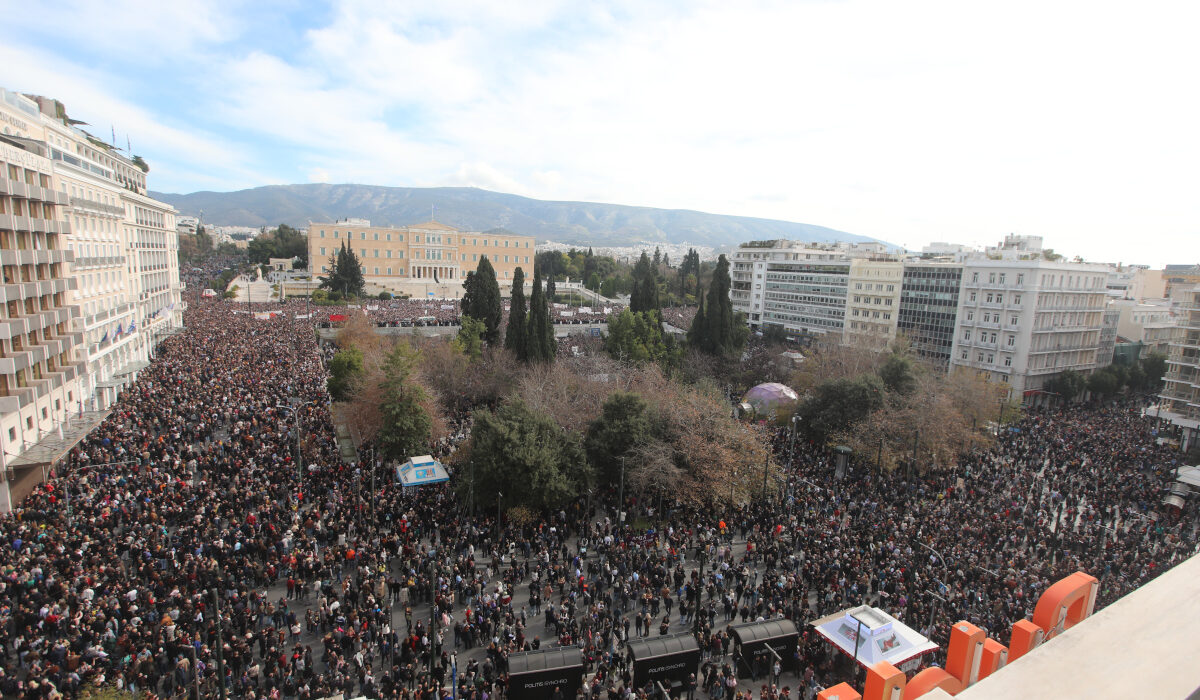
[
  {"x1": 731, "y1": 240, "x2": 862, "y2": 341},
  {"x1": 0, "y1": 126, "x2": 87, "y2": 509},
  {"x1": 123, "y1": 191, "x2": 183, "y2": 348},
  {"x1": 843, "y1": 258, "x2": 903, "y2": 349},
  {"x1": 1158, "y1": 285, "x2": 1200, "y2": 451},
  {"x1": 896, "y1": 263, "x2": 963, "y2": 366},
  {"x1": 5, "y1": 89, "x2": 184, "y2": 411},
  {"x1": 1097, "y1": 306, "x2": 1120, "y2": 367},
  {"x1": 308, "y1": 220, "x2": 536, "y2": 297},
  {"x1": 949, "y1": 260, "x2": 1109, "y2": 398}
]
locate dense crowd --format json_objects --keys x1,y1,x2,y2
[{"x1": 0, "y1": 287, "x2": 1192, "y2": 700}]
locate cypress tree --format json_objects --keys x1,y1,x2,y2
[
  {"x1": 462, "y1": 257, "x2": 502, "y2": 344},
  {"x1": 505, "y1": 267, "x2": 528, "y2": 360},
  {"x1": 527, "y1": 266, "x2": 555, "y2": 362}
]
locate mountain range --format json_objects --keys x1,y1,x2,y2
[{"x1": 151, "y1": 183, "x2": 875, "y2": 249}]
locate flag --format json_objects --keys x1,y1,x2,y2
[
  {"x1": 427, "y1": 292, "x2": 434, "y2": 297},
  {"x1": 99, "y1": 331, "x2": 108, "y2": 344},
  {"x1": 128, "y1": 320, "x2": 136, "y2": 333},
  {"x1": 114, "y1": 323, "x2": 124, "y2": 336}
]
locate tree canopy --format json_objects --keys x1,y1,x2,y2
[
  {"x1": 505, "y1": 267, "x2": 528, "y2": 359},
  {"x1": 376, "y1": 343, "x2": 433, "y2": 461},
  {"x1": 461, "y1": 399, "x2": 588, "y2": 512},
  {"x1": 687, "y1": 255, "x2": 745, "y2": 356},
  {"x1": 248, "y1": 223, "x2": 308, "y2": 267},
  {"x1": 461, "y1": 258, "x2": 503, "y2": 344},
  {"x1": 605, "y1": 309, "x2": 669, "y2": 364},
  {"x1": 524, "y1": 266, "x2": 555, "y2": 363},
  {"x1": 320, "y1": 242, "x2": 365, "y2": 298}
]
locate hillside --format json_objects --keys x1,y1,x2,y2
[{"x1": 151, "y1": 183, "x2": 876, "y2": 248}]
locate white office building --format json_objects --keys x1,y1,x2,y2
[{"x1": 949, "y1": 260, "x2": 1110, "y2": 399}]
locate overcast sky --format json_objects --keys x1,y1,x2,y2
[{"x1": 4, "y1": 0, "x2": 1198, "y2": 266}]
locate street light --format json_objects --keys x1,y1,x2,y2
[{"x1": 276, "y1": 400, "x2": 317, "y2": 503}]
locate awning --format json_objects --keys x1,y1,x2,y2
[
  {"x1": 7, "y1": 410, "x2": 111, "y2": 470},
  {"x1": 1173, "y1": 466, "x2": 1200, "y2": 489},
  {"x1": 95, "y1": 379, "x2": 127, "y2": 388},
  {"x1": 113, "y1": 360, "x2": 151, "y2": 377},
  {"x1": 396, "y1": 455, "x2": 449, "y2": 487},
  {"x1": 1163, "y1": 494, "x2": 1186, "y2": 510},
  {"x1": 812, "y1": 605, "x2": 939, "y2": 670}
]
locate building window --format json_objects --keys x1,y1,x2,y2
[
  {"x1": 972, "y1": 272, "x2": 979, "y2": 283},
  {"x1": 1004, "y1": 356, "x2": 1012, "y2": 366},
  {"x1": 1007, "y1": 335, "x2": 1015, "y2": 346},
  {"x1": 1014, "y1": 293, "x2": 1021, "y2": 305},
  {"x1": 374, "y1": 233, "x2": 379, "y2": 240},
  {"x1": 320, "y1": 248, "x2": 326, "y2": 256},
  {"x1": 969, "y1": 292, "x2": 976, "y2": 302},
  {"x1": 320, "y1": 230, "x2": 325, "y2": 238}
]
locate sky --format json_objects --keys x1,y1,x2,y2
[{"x1": 3, "y1": 0, "x2": 1198, "y2": 266}]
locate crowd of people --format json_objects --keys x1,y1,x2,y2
[{"x1": 0, "y1": 276, "x2": 1192, "y2": 700}]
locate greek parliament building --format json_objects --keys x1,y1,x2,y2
[
  {"x1": 0, "y1": 87, "x2": 183, "y2": 509},
  {"x1": 307, "y1": 219, "x2": 536, "y2": 297}
]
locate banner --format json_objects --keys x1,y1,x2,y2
[
  {"x1": 559, "y1": 310, "x2": 575, "y2": 317},
  {"x1": 579, "y1": 307, "x2": 592, "y2": 314},
  {"x1": 603, "y1": 307, "x2": 612, "y2": 314},
  {"x1": 441, "y1": 304, "x2": 455, "y2": 310},
  {"x1": 328, "y1": 314, "x2": 347, "y2": 322},
  {"x1": 254, "y1": 311, "x2": 274, "y2": 320}
]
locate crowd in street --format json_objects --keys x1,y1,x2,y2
[{"x1": 0, "y1": 286, "x2": 1193, "y2": 700}]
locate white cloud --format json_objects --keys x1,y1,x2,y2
[{"x1": 6, "y1": 0, "x2": 1198, "y2": 265}]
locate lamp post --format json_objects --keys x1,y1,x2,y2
[
  {"x1": 618, "y1": 456, "x2": 626, "y2": 524},
  {"x1": 693, "y1": 534, "x2": 707, "y2": 638},
  {"x1": 496, "y1": 492, "x2": 503, "y2": 541},
  {"x1": 911, "y1": 430, "x2": 920, "y2": 475},
  {"x1": 916, "y1": 541, "x2": 950, "y2": 639},
  {"x1": 790, "y1": 415, "x2": 799, "y2": 464},
  {"x1": 210, "y1": 588, "x2": 228, "y2": 700}
]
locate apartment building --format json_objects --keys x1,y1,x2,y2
[
  {"x1": 1158, "y1": 286, "x2": 1200, "y2": 450},
  {"x1": 949, "y1": 260, "x2": 1109, "y2": 398},
  {"x1": 308, "y1": 220, "x2": 536, "y2": 296},
  {"x1": 0, "y1": 130, "x2": 87, "y2": 508},
  {"x1": 843, "y1": 258, "x2": 903, "y2": 349},
  {"x1": 731, "y1": 240, "x2": 859, "y2": 340},
  {"x1": 896, "y1": 263, "x2": 963, "y2": 366}
]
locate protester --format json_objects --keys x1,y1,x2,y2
[{"x1": 0, "y1": 285, "x2": 1192, "y2": 699}]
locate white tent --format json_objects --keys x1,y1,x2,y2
[
  {"x1": 396, "y1": 455, "x2": 450, "y2": 487},
  {"x1": 812, "y1": 605, "x2": 938, "y2": 671}
]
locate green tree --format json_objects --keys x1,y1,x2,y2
[
  {"x1": 453, "y1": 316, "x2": 486, "y2": 360},
  {"x1": 688, "y1": 255, "x2": 743, "y2": 356},
  {"x1": 762, "y1": 324, "x2": 788, "y2": 346},
  {"x1": 585, "y1": 392, "x2": 657, "y2": 486},
  {"x1": 1045, "y1": 369, "x2": 1086, "y2": 403},
  {"x1": 327, "y1": 346, "x2": 364, "y2": 401},
  {"x1": 545, "y1": 276, "x2": 557, "y2": 304},
  {"x1": 600, "y1": 277, "x2": 619, "y2": 299},
  {"x1": 525, "y1": 266, "x2": 556, "y2": 362},
  {"x1": 377, "y1": 344, "x2": 432, "y2": 460},
  {"x1": 629, "y1": 252, "x2": 661, "y2": 321},
  {"x1": 797, "y1": 374, "x2": 886, "y2": 443},
  {"x1": 320, "y1": 242, "x2": 365, "y2": 298},
  {"x1": 461, "y1": 258, "x2": 503, "y2": 344},
  {"x1": 1087, "y1": 366, "x2": 1123, "y2": 398},
  {"x1": 879, "y1": 353, "x2": 917, "y2": 395},
  {"x1": 587, "y1": 272, "x2": 601, "y2": 292},
  {"x1": 463, "y1": 400, "x2": 588, "y2": 512},
  {"x1": 504, "y1": 267, "x2": 528, "y2": 358},
  {"x1": 1140, "y1": 352, "x2": 1167, "y2": 391},
  {"x1": 605, "y1": 309, "x2": 667, "y2": 364}
]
